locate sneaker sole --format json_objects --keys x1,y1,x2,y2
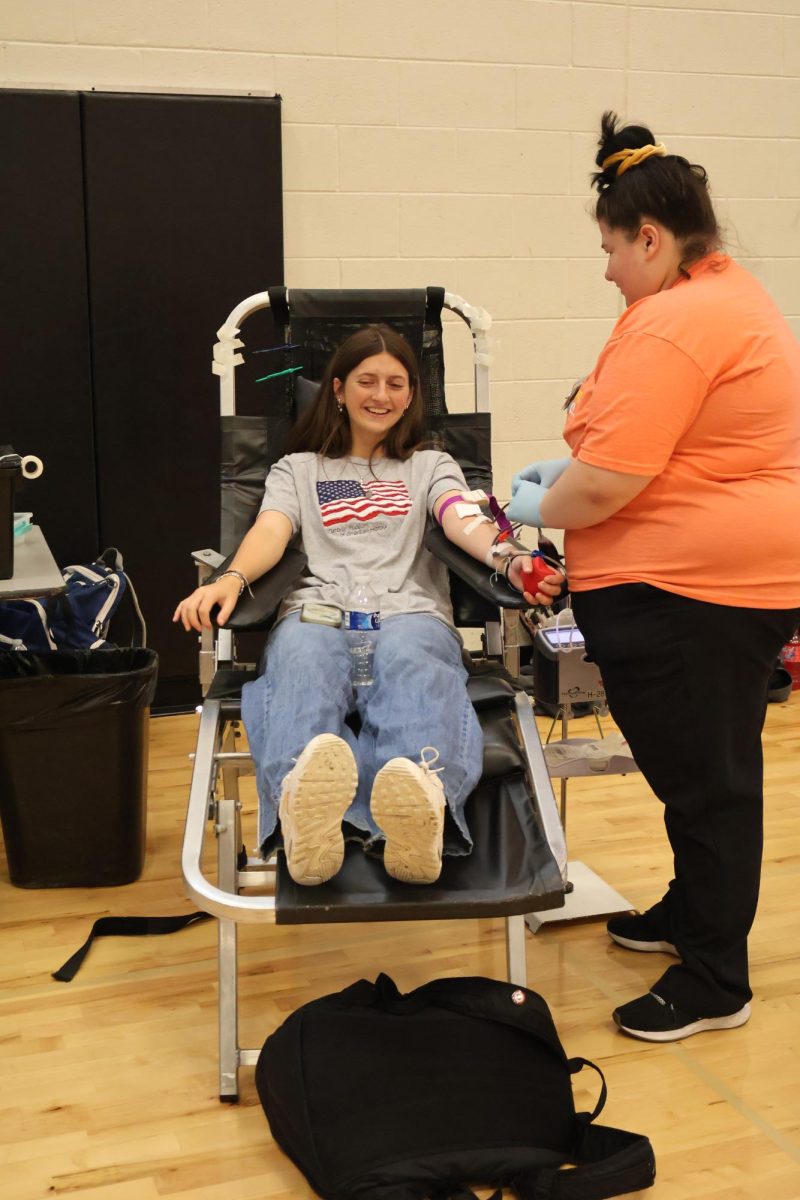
[
  {"x1": 608, "y1": 930, "x2": 679, "y2": 956},
  {"x1": 614, "y1": 1002, "x2": 751, "y2": 1042},
  {"x1": 279, "y1": 735, "x2": 357, "y2": 886},
  {"x1": 371, "y1": 760, "x2": 444, "y2": 885}
]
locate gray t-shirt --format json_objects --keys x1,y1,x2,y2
[{"x1": 259, "y1": 449, "x2": 467, "y2": 629}]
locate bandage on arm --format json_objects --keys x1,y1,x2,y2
[
  {"x1": 435, "y1": 489, "x2": 490, "y2": 525},
  {"x1": 436, "y1": 489, "x2": 517, "y2": 568}
]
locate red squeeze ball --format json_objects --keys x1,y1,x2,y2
[{"x1": 521, "y1": 554, "x2": 552, "y2": 595}]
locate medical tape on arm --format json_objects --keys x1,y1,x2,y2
[
  {"x1": 436, "y1": 490, "x2": 489, "y2": 525},
  {"x1": 463, "y1": 513, "x2": 492, "y2": 535},
  {"x1": 484, "y1": 541, "x2": 514, "y2": 568},
  {"x1": 448, "y1": 501, "x2": 493, "y2": 538},
  {"x1": 436, "y1": 489, "x2": 496, "y2": 538},
  {"x1": 483, "y1": 537, "x2": 532, "y2": 569}
]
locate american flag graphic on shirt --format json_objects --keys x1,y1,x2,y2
[{"x1": 316, "y1": 477, "x2": 412, "y2": 527}]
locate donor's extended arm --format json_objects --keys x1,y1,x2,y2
[
  {"x1": 433, "y1": 489, "x2": 564, "y2": 607},
  {"x1": 173, "y1": 509, "x2": 294, "y2": 631}
]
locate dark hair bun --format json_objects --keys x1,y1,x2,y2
[
  {"x1": 590, "y1": 110, "x2": 720, "y2": 261},
  {"x1": 592, "y1": 110, "x2": 657, "y2": 191}
]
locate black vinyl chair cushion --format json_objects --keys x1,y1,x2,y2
[
  {"x1": 274, "y1": 771, "x2": 564, "y2": 924},
  {"x1": 465, "y1": 670, "x2": 518, "y2": 710},
  {"x1": 424, "y1": 526, "x2": 526, "y2": 611},
  {"x1": 205, "y1": 545, "x2": 308, "y2": 632}
]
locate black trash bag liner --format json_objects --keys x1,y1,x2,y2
[{"x1": 0, "y1": 648, "x2": 158, "y2": 888}]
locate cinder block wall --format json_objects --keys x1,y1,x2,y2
[{"x1": 2, "y1": 1, "x2": 799, "y2": 498}]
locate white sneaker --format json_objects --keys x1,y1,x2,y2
[
  {"x1": 371, "y1": 748, "x2": 446, "y2": 885},
  {"x1": 278, "y1": 734, "x2": 357, "y2": 886}
]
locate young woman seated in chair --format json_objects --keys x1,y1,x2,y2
[{"x1": 175, "y1": 326, "x2": 561, "y2": 886}]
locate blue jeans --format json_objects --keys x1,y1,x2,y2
[{"x1": 240, "y1": 612, "x2": 483, "y2": 856}]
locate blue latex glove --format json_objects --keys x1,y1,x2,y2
[
  {"x1": 506, "y1": 480, "x2": 548, "y2": 528},
  {"x1": 511, "y1": 457, "x2": 572, "y2": 495}
]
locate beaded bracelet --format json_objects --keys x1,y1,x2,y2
[{"x1": 218, "y1": 569, "x2": 255, "y2": 599}]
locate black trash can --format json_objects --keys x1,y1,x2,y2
[{"x1": 0, "y1": 648, "x2": 158, "y2": 887}]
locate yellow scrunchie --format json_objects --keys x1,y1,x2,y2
[{"x1": 601, "y1": 142, "x2": 668, "y2": 178}]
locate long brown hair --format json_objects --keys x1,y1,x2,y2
[{"x1": 285, "y1": 325, "x2": 425, "y2": 462}]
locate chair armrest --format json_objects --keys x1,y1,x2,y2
[
  {"x1": 424, "y1": 526, "x2": 526, "y2": 610},
  {"x1": 205, "y1": 546, "x2": 309, "y2": 631}
]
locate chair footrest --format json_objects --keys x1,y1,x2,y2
[{"x1": 274, "y1": 775, "x2": 564, "y2": 924}]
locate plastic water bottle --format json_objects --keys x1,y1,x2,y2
[{"x1": 345, "y1": 581, "x2": 380, "y2": 688}]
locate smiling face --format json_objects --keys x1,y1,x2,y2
[{"x1": 333, "y1": 352, "x2": 412, "y2": 458}]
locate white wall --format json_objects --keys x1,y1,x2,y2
[{"x1": 3, "y1": 0, "x2": 799, "y2": 497}]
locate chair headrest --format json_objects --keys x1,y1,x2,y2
[{"x1": 295, "y1": 375, "x2": 321, "y2": 419}]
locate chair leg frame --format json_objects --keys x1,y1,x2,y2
[
  {"x1": 505, "y1": 914, "x2": 527, "y2": 987},
  {"x1": 217, "y1": 721, "x2": 243, "y2": 1100}
]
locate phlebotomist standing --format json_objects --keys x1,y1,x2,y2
[{"x1": 509, "y1": 111, "x2": 800, "y2": 1042}]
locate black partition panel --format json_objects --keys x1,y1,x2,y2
[
  {"x1": 82, "y1": 92, "x2": 283, "y2": 709},
  {"x1": 0, "y1": 90, "x2": 98, "y2": 564},
  {"x1": 1, "y1": 89, "x2": 282, "y2": 709}
]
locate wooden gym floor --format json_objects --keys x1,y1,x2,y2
[{"x1": 1, "y1": 699, "x2": 798, "y2": 1199}]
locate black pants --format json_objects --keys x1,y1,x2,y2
[{"x1": 571, "y1": 584, "x2": 799, "y2": 1015}]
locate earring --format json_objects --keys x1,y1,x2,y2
[{"x1": 336, "y1": 401, "x2": 344, "y2": 413}]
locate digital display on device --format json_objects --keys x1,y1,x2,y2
[{"x1": 539, "y1": 627, "x2": 585, "y2": 648}]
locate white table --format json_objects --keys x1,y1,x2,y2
[{"x1": 0, "y1": 526, "x2": 64, "y2": 599}]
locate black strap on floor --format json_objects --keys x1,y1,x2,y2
[{"x1": 52, "y1": 912, "x2": 213, "y2": 982}]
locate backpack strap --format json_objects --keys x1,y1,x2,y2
[
  {"x1": 99, "y1": 547, "x2": 147, "y2": 646},
  {"x1": 568, "y1": 1058, "x2": 607, "y2": 1123},
  {"x1": 51, "y1": 913, "x2": 212, "y2": 981},
  {"x1": 28, "y1": 598, "x2": 57, "y2": 649},
  {"x1": 358, "y1": 1186, "x2": 501, "y2": 1200},
  {"x1": 511, "y1": 1122, "x2": 656, "y2": 1200},
  {"x1": 506, "y1": 1058, "x2": 654, "y2": 1200},
  {"x1": 121, "y1": 567, "x2": 147, "y2": 646}
]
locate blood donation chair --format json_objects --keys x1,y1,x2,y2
[{"x1": 181, "y1": 288, "x2": 567, "y2": 1101}]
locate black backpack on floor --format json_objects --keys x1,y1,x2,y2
[{"x1": 255, "y1": 973, "x2": 655, "y2": 1200}]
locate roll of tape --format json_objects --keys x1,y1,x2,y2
[{"x1": 20, "y1": 455, "x2": 44, "y2": 480}]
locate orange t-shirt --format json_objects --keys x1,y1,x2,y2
[{"x1": 563, "y1": 253, "x2": 800, "y2": 608}]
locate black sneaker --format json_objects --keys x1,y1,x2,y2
[
  {"x1": 613, "y1": 991, "x2": 751, "y2": 1042},
  {"x1": 607, "y1": 911, "x2": 678, "y2": 956}
]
